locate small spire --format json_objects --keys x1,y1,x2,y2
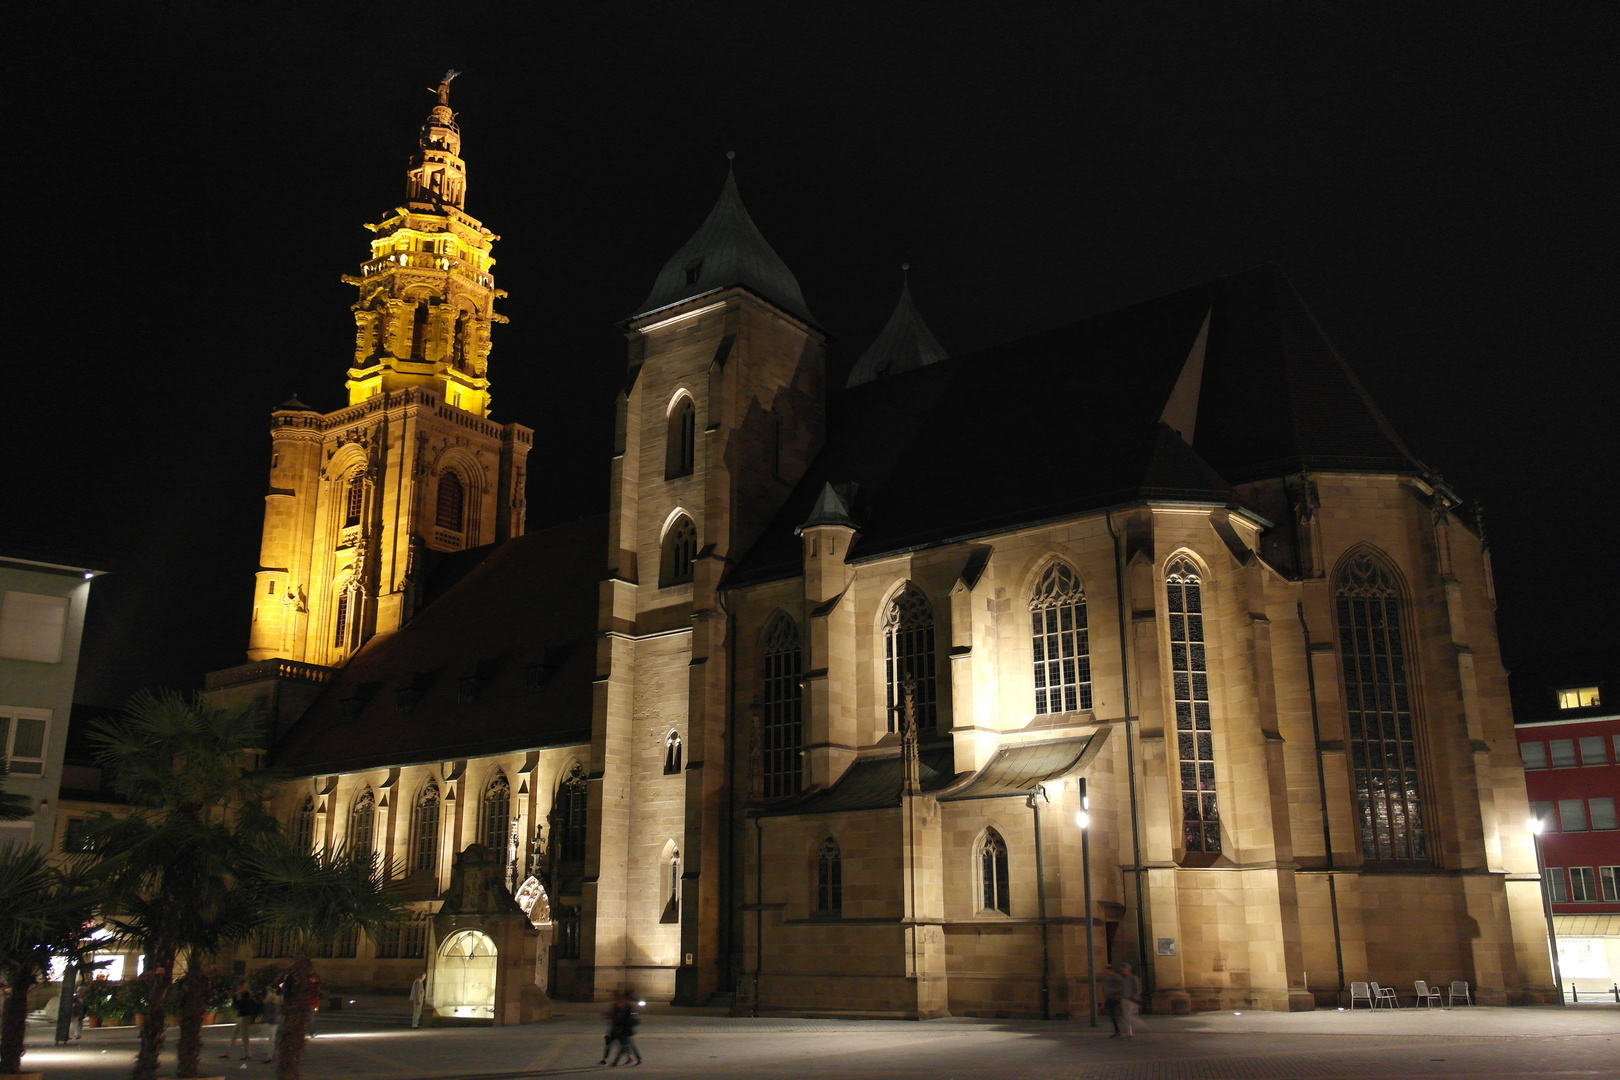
[
  {"x1": 846, "y1": 267, "x2": 948, "y2": 388},
  {"x1": 798, "y1": 482, "x2": 859, "y2": 532}
]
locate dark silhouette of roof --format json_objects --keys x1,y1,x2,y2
[
  {"x1": 846, "y1": 278, "x2": 948, "y2": 387},
  {"x1": 729, "y1": 266, "x2": 1420, "y2": 587},
  {"x1": 268, "y1": 515, "x2": 605, "y2": 774},
  {"x1": 756, "y1": 746, "x2": 956, "y2": 815},
  {"x1": 634, "y1": 165, "x2": 813, "y2": 324}
]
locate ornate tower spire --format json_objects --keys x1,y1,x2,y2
[
  {"x1": 407, "y1": 70, "x2": 467, "y2": 209},
  {"x1": 342, "y1": 71, "x2": 504, "y2": 417}
]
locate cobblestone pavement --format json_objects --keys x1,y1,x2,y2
[{"x1": 21, "y1": 1005, "x2": 1619, "y2": 1080}]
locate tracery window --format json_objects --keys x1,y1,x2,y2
[
  {"x1": 410, "y1": 301, "x2": 429, "y2": 360},
  {"x1": 344, "y1": 472, "x2": 365, "y2": 528},
  {"x1": 815, "y1": 836, "x2": 842, "y2": 915},
  {"x1": 1167, "y1": 557, "x2": 1220, "y2": 855},
  {"x1": 482, "y1": 772, "x2": 511, "y2": 852},
  {"x1": 666, "y1": 396, "x2": 696, "y2": 479},
  {"x1": 1336, "y1": 552, "x2": 1429, "y2": 863},
  {"x1": 979, "y1": 829, "x2": 1010, "y2": 914},
  {"x1": 1030, "y1": 561, "x2": 1091, "y2": 714},
  {"x1": 349, "y1": 788, "x2": 376, "y2": 863},
  {"x1": 413, "y1": 782, "x2": 440, "y2": 873},
  {"x1": 333, "y1": 586, "x2": 354, "y2": 650},
  {"x1": 761, "y1": 613, "x2": 804, "y2": 798},
  {"x1": 557, "y1": 764, "x2": 589, "y2": 862},
  {"x1": 661, "y1": 514, "x2": 698, "y2": 586},
  {"x1": 883, "y1": 586, "x2": 936, "y2": 733},
  {"x1": 664, "y1": 731, "x2": 683, "y2": 775},
  {"x1": 436, "y1": 471, "x2": 465, "y2": 532},
  {"x1": 293, "y1": 794, "x2": 315, "y2": 853}
]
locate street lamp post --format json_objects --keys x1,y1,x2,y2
[
  {"x1": 1528, "y1": 817, "x2": 1566, "y2": 1005},
  {"x1": 1077, "y1": 778, "x2": 1097, "y2": 1027}
]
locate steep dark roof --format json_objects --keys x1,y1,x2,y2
[
  {"x1": 729, "y1": 266, "x2": 1418, "y2": 588},
  {"x1": 268, "y1": 516, "x2": 605, "y2": 775},
  {"x1": 846, "y1": 280, "x2": 949, "y2": 387},
  {"x1": 635, "y1": 168, "x2": 813, "y2": 324}
]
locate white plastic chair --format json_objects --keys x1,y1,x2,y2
[
  {"x1": 1373, "y1": 983, "x2": 1401, "y2": 1009},
  {"x1": 1447, "y1": 980, "x2": 1471, "y2": 1007},
  {"x1": 1350, "y1": 981, "x2": 1373, "y2": 1010},
  {"x1": 1415, "y1": 980, "x2": 1442, "y2": 1008}
]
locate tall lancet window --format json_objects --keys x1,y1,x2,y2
[
  {"x1": 410, "y1": 302, "x2": 429, "y2": 360},
  {"x1": 348, "y1": 789, "x2": 376, "y2": 864},
  {"x1": 1030, "y1": 561, "x2": 1091, "y2": 714},
  {"x1": 557, "y1": 764, "x2": 588, "y2": 863},
  {"x1": 666, "y1": 396, "x2": 696, "y2": 479},
  {"x1": 293, "y1": 794, "x2": 315, "y2": 853},
  {"x1": 762, "y1": 613, "x2": 804, "y2": 798},
  {"x1": 883, "y1": 586, "x2": 936, "y2": 733},
  {"x1": 451, "y1": 310, "x2": 469, "y2": 368},
  {"x1": 661, "y1": 515, "x2": 698, "y2": 586},
  {"x1": 815, "y1": 836, "x2": 842, "y2": 915},
  {"x1": 413, "y1": 782, "x2": 441, "y2": 874},
  {"x1": 1336, "y1": 552, "x2": 1429, "y2": 862},
  {"x1": 482, "y1": 772, "x2": 511, "y2": 852},
  {"x1": 344, "y1": 472, "x2": 365, "y2": 529},
  {"x1": 978, "y1": 829, "x2": 1010, "y2": 914},
  {"x1": 1167, "y1": 557, "x2": 1220, "y2": 855},
  {"x1": 436, "y1": 471, "x2": 464, "y2": 532}
]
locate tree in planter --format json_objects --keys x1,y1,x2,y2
[
  {"x1": 242, "y1": 838, "x2": 404, "y2": 1080},
  {"x1": 0, "y1": 842, "x2": 98, "y2": 1074},
  {"x1": 87, "y1": 690, "x2": 276, "y2": 1080}
]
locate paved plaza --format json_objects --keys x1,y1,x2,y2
[{"x1": 20, "y1": 1003, "x2": 1619, "y2": 1080}]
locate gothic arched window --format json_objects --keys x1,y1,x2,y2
[
  {"x1": 451, "y1": 310, "x2": 469, "y2": 367},
  {"x1": 1030, "y1": 561, "x2": 1091, "y2": 715},
  {"x1": 436, "y1": 471, "x2": 465, "y2": 532},
  {"x1": 883, "y1": 586, "x2": 936, "y2": 733},
  {"x1": 413, "y1": 782, "x2": 440, "y2": 874},
  {"x1": 762, "y1": 613, "x2": 804, "y2": 798},
  {"x1": 348, "y1": 789, "x2": 376, "y2": 863},
  {"x1": 666, "y1": 396, "x2": 696, "y2": 479},
  {"x1": 1167, "y1": 556, "x2": 1220, "y2": 856},
  {"x1": 333, "y1": 585, "x2": 357, "y2": 651},
  {"x1": 293, "y1": 794, "x2": 315, "y2": 853},
  {"x1": 1336, "y1": 552, "x2": 1429, "y2": 863},
  {"x1": 815, "y1": 836, "x2": 842, "y2": 915},
  {"x1": 663, "y1": 731, "x2": 683, "y2": 775},
  {"x1": 662, "y1": 847, "x2": 681, "y2": 923},
  {"x1": 978, "y1": 829, "x2": 1010, "y2": 914},
  {"x1": 482, "y1": 772, "x2": 511, "y2": 852},
  {"x1": 344, "y1": 472, "x2": 365, "y2": 529},
  {"x1": 661, "y1": 515, "x2": 698, "y2": 586},
  {"x1": 558, "y1": 764, "x2": 589, "y2": 863}
]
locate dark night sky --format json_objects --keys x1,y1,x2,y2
[{"x1": 9, "y1": 3, "x2": 1616, "y2": 706}]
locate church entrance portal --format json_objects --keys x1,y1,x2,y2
[{"x1": 433, "y1": 929, "x2": 498, "y2": 1019}]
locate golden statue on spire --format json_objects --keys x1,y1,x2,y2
[{"x1": 430, "y1": 69, "x2": 461, "y2": 108}]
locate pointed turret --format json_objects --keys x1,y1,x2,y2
[
  {"x1": 845, "y1": 269, "x2": 948, "y2": 387},
  {"x1": 635, "y1": 157, "x2": 813, "y2": 323}
]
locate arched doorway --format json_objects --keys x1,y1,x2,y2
[{"x1": 433, "y1": 929, "x2": 498, "y2": 1019}]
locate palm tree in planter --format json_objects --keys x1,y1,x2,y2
[
  {"x1": 243, "y1": 837, "x2": 404, "y2": 1080},
  {"x1": 0, "y1": 842, "x2": 99, "y2": 1074},
  {"x1": 86, "y1": 690, "x2": 277, "y2": 1080}
]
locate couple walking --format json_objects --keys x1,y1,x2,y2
[
  {"x1": 1100, "y1": 962, "x2": 1142, "y2": 1039},
  {"x1": 598, "y1": 989, "x2": 642, "y2": 1067}
]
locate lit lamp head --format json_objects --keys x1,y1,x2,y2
[
  {"x1": 1527, "y1": 817, "x2": 1545, "y2": 836},
  {"x1": 1075, "y1": 810, "x2": 1090, "y2": 830}
]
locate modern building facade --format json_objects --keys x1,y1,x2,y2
[
  {"x1": 0, "y1": 552, "x2": 103, "y2": 849},
  {"x1": 1514, "y1": 653, "x2": 1620, "y2": 999},
  {"x1": 210, "y1": 80, "x2": 1558, "y2": 1021}
]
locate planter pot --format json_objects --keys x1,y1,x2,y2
[
  {"x1": 203, "y1": 1012, "x2": 218, "y2": 1025},
  {"x1": 133, "y1": 1014, "x2": 145, "y2": 1027},
  {"x1": 86, "y1": 1016, "x2": 102, "y2": 1028}
]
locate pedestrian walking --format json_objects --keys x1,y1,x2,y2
[
  {"x1": 599, "y1": 988, "x2": 642, "y2": 1067},
  {"x1": 259, "y1": 986, "x2": 283, "y2": 1064},
  {"x1": 1118, "y1": 962, "x2": 1143, "y2": 1038},
  {"x1": 222, "y1": 980, "x2": 259, "y2": 1060},
  {"x1": 1101, "y1": 964, "x2": 1127, "y2": 1037},
  {"x1": 69, "y1": 985, "x2": 87, "y2": 1040},
  {"x1": 409, "y1": 971, "x2": 427, "y2": 1028}
]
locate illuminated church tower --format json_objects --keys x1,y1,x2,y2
[{"x1": 246, "y1": 73, "x2": 532, "y2": 666}]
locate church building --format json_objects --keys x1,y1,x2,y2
[{"x1": 205, "y1": 78, "x2": 1557, "y2": 1021}]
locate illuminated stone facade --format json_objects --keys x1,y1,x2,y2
[{"x1": 223, "y1": 82, "x2": 1558, "y2": 1019}]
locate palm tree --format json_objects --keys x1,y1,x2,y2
[
  {"x1": 87, "y1": 689, "x2": 276, "y2": 1080},
  {"x1": 0, "y1": 842, "x2": 98, "y2": 1074},
  {"x1": 242, "y1": 838, "x2": 405, "y2": 1080}
]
